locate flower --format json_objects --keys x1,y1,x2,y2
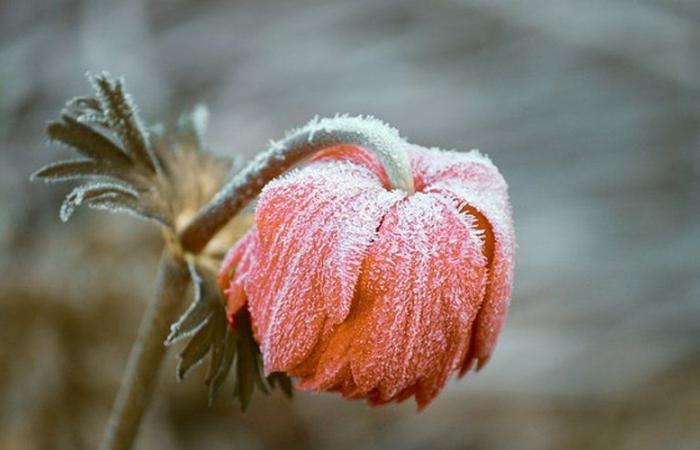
[{"x1": 218, "y1": 144, "x2": 515, "y2": 409}]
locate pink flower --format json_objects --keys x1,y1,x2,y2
[{"x1": 219, "y1": 144, "x2": 515, "y2": 409}]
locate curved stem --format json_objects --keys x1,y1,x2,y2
[
  {"x1": 99, "y1": 249, "x2": 190, "y2": 450},
  {"x1": 179, "y1": 115, "x2": 414, "y2": 253}
]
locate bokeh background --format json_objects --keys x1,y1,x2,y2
[{"x1": 1, "y1": 0, "x2": 699, "y2": 449}]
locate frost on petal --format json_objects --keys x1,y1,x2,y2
[
  {"x1": 309, "y1": 145, "x2": 391, "y2": 189},
  {"x1": 427, "y1": 178, "x2": 515, "y2": 374},
  {"x1": 408, "y1": 145, "x2": 503, "y2": 193},
  {"x1": 218, "y1": 229, "x2": 258, "y2": 325},
  {"x1": 246, "y1": 159, "x2": 404, "y2": 373},
  {"x1": 299, "y1": 193, "x2": 487, "y2": 408},
  {"x1": 408, "y1": 145, "x2": 515, "y2": 373}
]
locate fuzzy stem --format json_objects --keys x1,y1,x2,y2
[
  {"x1": 179, "y1": 116, "x2": 414, "y2": 253},
  {"x1": 99, "y1": 249, "x2": 190, "y2": 450}
]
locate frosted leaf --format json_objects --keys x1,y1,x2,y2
[
  {"x1": 59, "y1": 182, "x2": 138, "y2": 222},
  {"x1": 89, "y1": 72, "x2": 158, "y2": 173},
  {"x1": 36, "y1": 73, "x2": 233, "y2": 231},
  {"x1": 87, "y1": 193, "x2": 168, "y2": 226},
  {"x1": 177, "y1": 317, "x2": 214, "y2": 381},
  {"x1": 166, "y1": 261, "x2": 217, "y2": 345},
  {"x1": 31, "y1": 159, "x2": 110, "y2": 183},
  {"x1": 175, "y1": 261, "x2": 293, "y2": 408},
  {"x1": 46, "y1": 115, "x2": 132, "y2": 165},
  {"x1": 66, "y1": 96, "x2": 102, "y2": 113}
]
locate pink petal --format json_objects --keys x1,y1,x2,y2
[
  {"x1": 310, "y1": 145, "x2": 391, "y2": 189},
  {"x1": 413, "y1": 147, "x2": 515, "y2": 373},
  {"x1": 409, "y1": 146, "x2": 502, "y2": 192},
  {"x1": 218, "y1": 229, "x2": 258, "y2": 325},
  {"x1": 246, "y1": 158, "x2": 404, "y2": 373},
  {"x1": 346, "y1": 192, "x2": 488, "y2": 408}
]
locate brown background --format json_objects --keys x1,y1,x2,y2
[{"x1": 1, "y1": 0, "x2": 699, "y2": 449}]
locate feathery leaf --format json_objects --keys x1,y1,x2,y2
[
  {"x1": 90, "y1": 73, "x2": 157, "y2": 172},
  {"x1": 60, "y1": 182, "x2": 138, "y2": 222},
  {"x1": 47, "y1": 116, "x2": 132, "y2": 164},
  {"x1": 31, "y1": 159, "x2": 106, "y2": 183}
]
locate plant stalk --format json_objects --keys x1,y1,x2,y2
[
  {"x1": 99, "y1": 249, "x2": 190, "y2": 450},
  {"x1": 179, "y1": 116, "x2": 413, "y2": 253}
]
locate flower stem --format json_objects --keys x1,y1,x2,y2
[
  {"x1": 99, "y1": 249, "x2": 190, "y2": 450},
  {"x1": 179, "y1": 115, "x2": 414, "y2": 253}
]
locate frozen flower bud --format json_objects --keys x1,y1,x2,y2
[{"x1": 219, "y1": 143, "x2": 515, "y2": 409}]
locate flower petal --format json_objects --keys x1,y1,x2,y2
[
  {"x1": 247, "y1": 158, "x2": 404, "y2": 373},
  {"x1": 218, "y1": 229, "x2": 258, "y2": 325},
  {"x1": 345, "y1": 192, "x2": 488, "y2": 408},
  {"x1": 409, "y1": 146, "x2": 502, "y2": 192},
  {"x1": 418, "y1": 153, "x2": 515, "y2": 373}
]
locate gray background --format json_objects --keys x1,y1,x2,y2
[{"x1": 1, "y1": 0, "x2": 699, "y2": 449}]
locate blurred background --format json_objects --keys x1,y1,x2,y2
[{"x1": 1, "y1": 0, "x2": 699, "y2": 449}]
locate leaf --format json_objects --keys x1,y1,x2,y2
[
  {"x1": 166, "y1": 262, "x2": 218, "y2": 344},
  {"x1": 87, "y1": 192, "x2": 167, "y2": 225},
  {"x1": 31, "y1": 159, "x2": 118, "y2": 183},
  {"x1": 76, "y1": 111, "x2": 111, "y2": 128},
  {"x1": 172, "y1": 263, "x2": 223, "y2": 382},
  {"x1": 168, "y1": 265, "x2": 294, "y2": 410},
  {"x1": 234, "y1": 334, "x2": 256, "y2": 412},
  {"x1": 207, "y1": 327, "x2": 237, "y2": 404},
  {"x1": 177, "y1": 319, "x2": 214, "y2": 381},
  {"x1": 66, "y1": 96, "x2": 102, "y2": 113},
  {"x1": 206, "y1": 312, "x2": 227, "y2": 386},
  {"x1": 267, "y1": 372, "x2": 293, "y2": 398},
  {"x1": 90, "y1": 73, "x2": 157, "y2": 172},
  {"x1": 47, "y1": 115, "x2": 132, "y2": 164},
  {"x1": 59, "y1": 182, "x2": 138, "y2": 222}
]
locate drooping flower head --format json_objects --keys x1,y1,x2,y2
[{"x1": 219, "y1": 126, "x2": 515, "y2": 409}]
